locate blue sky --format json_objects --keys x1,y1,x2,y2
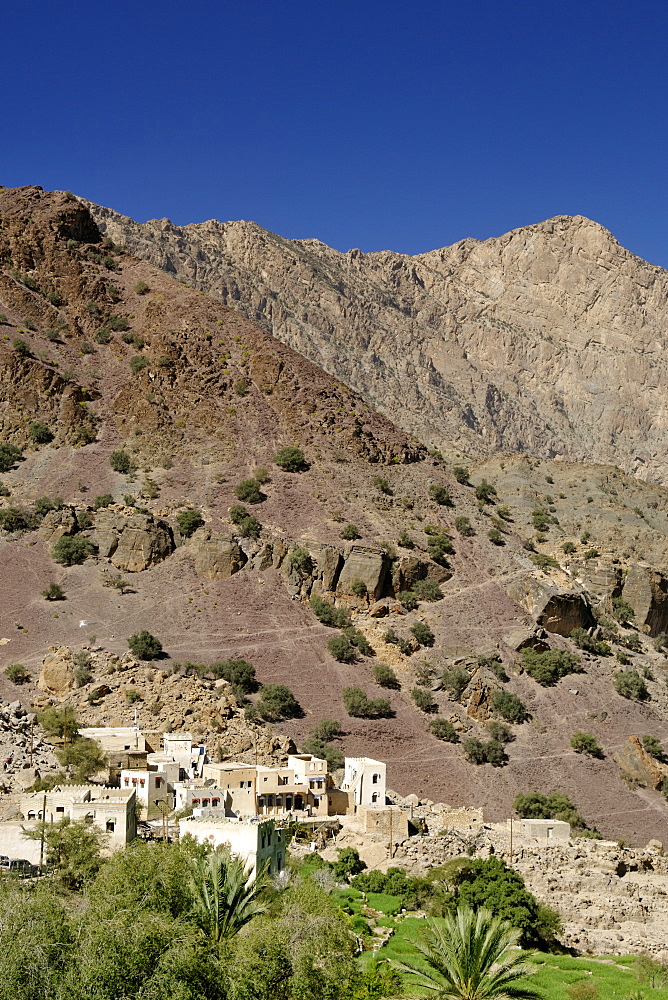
[{"x1": 3, "y1": 0, "x2": 668, "y2": 265}]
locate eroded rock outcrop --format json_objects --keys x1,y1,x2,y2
[
  {"x1": 622, "y1": 564, "x2": 668, "y2": 637},
  {"x1": 505, "y1": 573, "x2": 595, "y2": 636},
  {"x1": 187, "y1": 529, "x2": 247, "y2": 580},
  {"x1": 89, "y1": 509, "x2": 174, "y2": 572}
]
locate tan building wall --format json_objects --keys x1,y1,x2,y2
[{"x1": 178, "y1": 817, "x2": 288, "y2": 875}]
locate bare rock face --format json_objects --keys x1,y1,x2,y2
[
  {"x1": 615, "y1": 735, "x2": 668, "y2": 790},
  {"x1": 187, "y1": 529, "x2": 247, "y2": 580},
  {"x1": 37, "y1": 507, "x2": 77, "y2": 544},
  {"x1": 38, "y1": 645, "x2": 77, "y2": 696},
  {"x1": 504, "y1": 573, "x2": 595, "y2": 636},
  {"x1": 622, "y1": 564, "x2": 668, "y2": 637},
  {"x1": 89, "y1": 509, "x2": 174, "y2": 572},
  {"x1": 89, "y1": 205, "x2": 668, "y2": 484},
  {"x1": 337, "y1": 545, "x2": 391, "y2": 601}
]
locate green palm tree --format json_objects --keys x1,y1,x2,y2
[
  {"x1": 393, "y1": 906, "x2": 541, "y2": 1000},
  {"x1": 189, "y1": 848, "x2": 268, "y2": 943}
]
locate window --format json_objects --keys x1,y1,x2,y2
[
  {"x1": 139, "y1": 779, "x2": 145, "y2": 787},
  {"x1": 155, "y1": 778, "x2": 161, "y2": 788},
  {"x1": 372, "y1": 792, "x2": 379, "y2": 803},
  {"x1": 106, "y1": 820, "x2": 115, "y2": 832},
  {"x1": 56, "y1": 806, "x2": 64, "y2": 813},
  {"x1": 212, "y1": 798, "x2": 219, "y2": 807},
  {"x1": 132, "y1": 778, "x2": 137, "y2": 785},
  {"x1": 193, "y1": 798, "x2": 200, "y2": 805},
  {"x1": 372, "y1": 774, "x2": 378, "y2": 784},
  {"x1": 202, "y1": 799, "x2": 210, "y2": 807},
  {"x1": 263, "y1": 776, "x2": 268, "y2": 782},
  {"x1": 123, "y1": 777, "x2": 129, "y2": 786}
]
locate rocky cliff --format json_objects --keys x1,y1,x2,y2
[{"x1": 88, "y1": 205, "x2": 668, "y2": 484}]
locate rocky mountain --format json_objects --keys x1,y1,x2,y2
[
  {"x1": 2, "y1": 185, "x2": 668, "y2": 846},
  {"x1": 88, "y1": 204, "x2": 668, "y2": 484}
]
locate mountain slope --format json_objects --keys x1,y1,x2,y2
[
  {"x1": 89, "y1": 204, "x2": 668, "y2": 483},
  {"x1": 2, "y1": 186, "x2": 668, "y2": 845}
]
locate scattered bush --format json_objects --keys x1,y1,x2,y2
[
  {"x1": 474, "y1": 479, "x2": 497, "y2": 503},
  {"x1": 372, "y1": 476, "x2": 392, "y2": 495},
  {"x1": 4, "y1": 663, "x2": 29, "y2": 684},
  {"x1": 570, "y1": 732, "x2": 604, "y2": 757},
  {"x1": 235, "y1": 478, "x2": 263, "y2": 503},
  {"x1": 491, "y1": 689, "x2": 528, "y2": 723},
  {"x1": 327, "y1": 635, "x2": 357, "y2": 663},
  {"x1": 562, "y1": 541, "x2": 577, "y2": 554},
  {"x1": 234, "y1": 378, "x2": 248, "y2": 396},
  {"x1": 42, "y1": 582, "x2": 65, "y2": 601},
  {"x1": 411, "y1": 687, "x2": 437, "y2": 713},
  {"x1": 398, "y1": 590, "x2": 419, "y2": 610},
  {"x1": 109, "y1": 449, "x2": 132, "y2": 474},
  {"x1": 134, "y1": 281, "x2": 151, "y2": 295},
  {"x1": 53, "y1": 536, "x2": 95, "y2": 566},
  {"x1": 521, "y1": 648, "x2": 582, "y2": 686},
  {"x1": 454, "y1": 516, "x2": 475, "y2": 536},
  {"x1": 350, "y1": 579, "x2": 368, "y2": 598},
  {"x1": 486, "y1": 721, "x2": 514, "y2": 744},
  {"x1": 478, "y1": 654, "x2": 508, "y2": 681},
  {"x1": 453, "y1": 466, "x2": 469, "y2": 484},
  {"x1": 570, "y1": 627, "x2": 611, "y2": 657},
  {"x1": 37, "y1": 705, "x2": 79, "y2": 740},
  {"x1": 653, "y1": 633, "x2": 668, "y2": 652},
  {"x1": 462, "y1": 738, "x2": 506, "y2": 766},
  {"x1": 611, "y1": 597, "x2": 635, "y2": 623},
  {"x1": 429, "y1": 484, "x2": 451, "y2": 505},
  {"x1": 439, "y1": 666, "x2": 470, "y2": 701},
  {"x1": 513, "y1": 791, "x2": 597, "y2": 836},
  {"x1": 410, "y1": 621, "x2": 435, "y2": 647},
  {"x1": 310, "y1": 594, "x2": 352, "y2": 628},
  {"x1": 426, "y1": 530, "x2": 453, "y2": 567},
  {"x1": 429, "y1": 718, "x2": 459, "y2": 741},
  {"x1": 287, "y1": 546, "x2": 313, "y2": 576},
  {"x1": 643, "y1": 735, "x2": 665, "y2": 760},
  {"x1": 95, "y1": 327, "x2": 111, "y2": 344},
  {"x1": 342, "y1": 686, "x2": 392, "y2": 718},
  {"x1": 532, "y1": 509, "x2": 551, "y2": 533},
  {"x1": 340, "y1": 524, "x2": 360, "y2": 541},
  {"x1": 0, "y1": 506, "x2": 34, "y2": 532},
  {"x1": 127, "y1": 630, "x2": 163, "y2": 660},
  {"x1": 397, "y1": 530, "x2": 414, "y2": 548},
  {"x1": 373, "y1": 662, "x2": 400, "y2": 688},
  {"x1": 228, "y1": 503, "x2": 261, "y2": 537},
  {"x1": 92, "y1": 493, "x2": 113, "y2": 509},
  {"x1": 108, "y1": 314, "x2": 130, "y2": 331},
  {"x1": 342, "y1": 626, "x2": 374, "y2": 656},
  {"x1": 530, "y1": 553, "x2": 560, "y2": 569},
  {"x1": 130, "y1": 355, "x2": 149, "y2": 374},
  {"x1": 207, "y1": 659, "x2": 257, "y2": 694},
  {"x1": 29, "y1": 421, "x2": 54, "y2": 444},
  {"x1": 13, "y1": 338, "x2": 31, "y2": 357},
  {"x1": 0, "y1": 443, "x2": 23, "y2": 473},
  {"x1": 125, "y1": 689, "x2": 143, "y2": 704},
  {"x1": 176, "y1": 509, "x2": 204, "y2": 537},
  {"x1": 487, "y1": 528, "x2": 505, "y2": 545},
  {"x1": 257, "y1": 684, "x2": 301, "y2": 720},
  {"x1": 614, "y1": 669, "x2": 649, "y2": 701},
  {"x1": 34, "y1": 496, "x2": 64, "y2": 517},
  {"x1": 273, "y1": 446, "x2": 306, "y2": 472},
  {"x1": 412, "y1": 578, "x2": 443, "y2": 602}
]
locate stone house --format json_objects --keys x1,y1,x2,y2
[
  {"x1": 19, "y1": 785, "x2": 137, "y2": 849},
  {"x1": 341, "y1": 757, "x2": 386, "y2": 808},
  {"x1": 120, "y1": 768, "x2": 172, "y2": 820},
  {"x1": 514, "y1": 818, "x2": 571, "y2": 843},
  {"x1": 178, "y1": 816, "x2": 288, "y2": 875}
]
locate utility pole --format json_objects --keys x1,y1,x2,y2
[
  {"x1": 388, "y1": 808, "x2": 393, "y2": 859},
  {"x1": 509, "y1": 816, "x2": 513, "y2": 866},
  {"x1": 39, "y1": 792, "x2": 47, "y2": 872},
  {"x1": 29, "y1": 718, "x2": 33, "y2": 768}
]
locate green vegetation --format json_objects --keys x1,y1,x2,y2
[
  {"x1": 373, "y1": 475, "x2": 392, "y2": 495},
  {"x1": 491, "y1": 690, "x2": 528, "y2": 723},
  {"x1": 562, "y1": 541, "x2": 577, "y2": 554},
  {"x1": 176, "y1": 508, "x2": 204, "y2": 536},
  {"x1": 130, "y1": 355, "x2": 149, "y2": 373},
  {"x1": 301, "y1": 719, "x2": 345, "y2": 770},
  {"x1": 439, "y1": 666, "x2": 471, "y2": 701},
  {"x1": 57, "y1": 736, "x2": 107, "y2": 781},
  {"x1": 570, "y1": 732, "x2": 604, "y2": 757},
  {"x1": 488, "y1": 527, "x2": 505, "y2": 545},
  {"x1": 34, "y1": 495, "x2": 64, "y2": 517},
  {"x1": 0, "y1": 443, "x2": 23, "y2": 472},
  {"x1": 42, "y1": 582, "x2": 65, "y2": 601},
  {"x1": 453, "y1": 466, "x2": 470, "y2": 484},
  {"x1": 462, "y1": 738, "x2": 506, "y2": 766},
  {"x1": 614, "y1": 669, "x2": 649, "y2": 701},
  {"x1": 340, "y1": 523, "x2": 360, "y2": 540},
  {"x1": 642, "y1": 734, "x2": 664, "y2": 760},
  {"x1": 412, "y1": 578, "x2": 444, "y2": 601},
  {"x1": 521, "y1": 647, "x2": 582, "y2": 686},
  {"x1": 109, "y1": 449, "x2": 132, "y2": 473},
  {"x1": 0, "y1": 506, "x2": 35, "y2": 532},
  {"x1": 234, "y1": 378, "x2": 248, "y2": 396},
  {"x1": 29, "y1": 421, "x2": 54, "y2": 444},
  {"x1": 234, "y1": 477, "x2": 264, "y2": 503},
  {"x1": 429, "y1": 717, "x2": 459, "y2": 741},
  {"x1": 429, "y1": 483, "x2": 452, "y2": 505},
  {"x1": 397, "y1": 530, "x2": 414, "y2": 548},
  {"x1": 256, "y1": 683, "x2": 301, "y2": 720},
  {"x1": 342, "y1": 626, "x2": 374, "y2": 656},
  {"x1": 475, "y1": 479, "x2": 497, "y2": 503},
  {"x1": 373, "y1": 662, "x2": 400, "y2": 688},
  {"x1": 287, "y1": 545, "x2": 313, "y2": 575},
  {"x1": 310, "y1": 594, "x2": 352, "y2": 628},
  {"x1": 350, "y1": 578, "x2": 368, "y2": 597},
  {"x1": 328, "y1": 635, "x2": 357, "y2": 662},
  {"x1": 410, "y1": 621, "x2": 435, "y2": 646},
  {"x1": 12, "y1": 337, "x2": 31, "y2": 357},
  {"x1": 411, "y1": 687, "x2": 437, "y2": 712},
  {"x1": 53, "y1": 535, "x2": 95, "y2": 565},
  {"x1": 273, "y1": 445, "x2": 306, "y2": 472},
  {"x1": 134, "y1": 280, "x2": 150, "y2": 295},
  {"x1": 342, "y1": 686, "x2": 392, "y2": 718},
  {"x1": 37, "y1": 705, "x2": 79, "y2": 740},
  {"x1": 228, "y1": 503, "x2": 261, "y2": 538},
  {"x1": 92, "y1": 493, "x2": 113, "y2": 509},
  {"x1": 611, "y1": 596, "x2": 635, "y2": 623},
  {"x1": 4, "y1": 663, "x2": 29, "y2": 684},
  {"x1": 398, "y1": 590, "x2": 419, "y2": 610},
  {"x1": 514, "y1": 790, "x2": 599, "y2": 837},
  {"x1": 127, "y1": 630, "x2": 163, "y2": 660},
  {"x1": 454, "y1": 515, "x2": 475, "y2": 536},
  {"x1": 570, "y1": 628, "x2": 612, "y2": 657},
  {"x1": 530, "y1": 553, "x2": 560, "y2": 570},
  {"x1": 108, "y1": 313, "x2": 130, "y2": 331}
]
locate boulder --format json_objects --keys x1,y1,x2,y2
[
  {"x1": 188, "y1": 529, "x2": 247, "y2": 580},
  {"x1": 89, "y1": 510, "x2": 174, "y2": 572},
  {"x1": 337, "y1": 545, "x2": 390, "y2": 600},
  {"x1": 614, "y1": 735, "x2": 668, "y2": 790},
  {"x1": 37, "y1": 507, "x2": 77, "y2": 544},
  {"x1": 505, "y1": 573, "x2": 595, "y2": 636},
  {"x1": 621, "y1": 564, "x2": 668, "y2": 637},
  {"x1": 38, "y1": 646, "x2": 76, "y2": 697}
]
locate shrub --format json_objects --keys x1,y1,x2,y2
[
  {"x1": 570, "y1": 732, "x2": 603, "y2": 757},
  {"x1": 340, "y1": 524, "x2": 360, "y2": 540},
  {"x1": 412, "y1": 579, "x2": 443, "y2": 602},
  {"x1": 274, "y1": 446, "x2": 306, "y2": 472},
  {"x1": 301, "y1": 736, "x2": 344, "y2": 771},
  {"x1": 521, "y1": 648, "x2": 582, "y2": 686},
  {"x1": 328, "y1": 636, "x2": 357, "y2": 663},
  {"x1": 110, "y1": 449, "x2": 132, "y2": 474},
  {"x1": 410, "y1": 621, "x2": 435, "y2": 647},
  {"x1": 310, "y1": 594, "x2": 352, "y2": 628},
  {"x1": 342, "y1": 626, "x2": 374, "y2": 656},
  {"x1": 33, "y1": 496, "x2": 64, "y2": 517},
  {"x1": 532, "y1": 509, "x2": 551, "y2": 532},
  {"x1": 42, "y1": 582, "x2": 65, "y2": 601},
  {"x1": 4, "y1": 663, "x2": 29, "y2": 684},
  {"x1": 234, "y1": 378, "x2": 248, "y2": 396},
  {"x1": 373, "y1": 662, "x2": 399, "y2": 688},
  {"x1": 429, "y1": 718, "x2": 459, "y2": 741},
  {"x1": 653, "y1": 633, "x2": 668, "y2": 652},
  {"x1": 397, "y1": 530, "x2": 414, "y2": 548},
  {"x1": 29, "y1": 421, "x2": 54, "y2": 444},
  {"x1": 0, "y1": 443, "x2": 23, "y2": 472},
  {"x1": 234, "y1": 478, "x2": 263, "y2": 503},
  {"x1": 486, "y1": 721, "x2": 514, "y2": 744},
  {"x1": 488, "y1": 528, "x2": 504, "y2": 545},
  {"x1": 287, "y1": 546, "x2": 313, "y2": 576},
  {"x1": 643, "y1": 735, "x2": 664, "y2": 760},
  {"x1": 429, "y1": 484, "x2": 451, "y2": 505},
  {"x1": 92, "y1": 493, "x2": 113, "y2": 509},
  {"x1": 462, "y1": 738, "x2": 506, "y2": 766},
  {"x1": 342, "y1": 686, "x2": 392, "y2": 718},
  {"x1": 611, "y1": 597, "x2": 635, "y2": 623},
  {"x1": 530, "y1": 553, "x2": 560, "y2": 569},
  {"x1": 570, "y1": 627, "x2": 611, "y2": 656},
  {"x1": 562, "y1": 541, "x2": 576, "y2": 554},
  {"x1": 0, "y1": 506, "x2": 34, "y2": 532},
  {"x1": 453, "y1": 466, "x2": 469, "y2": 484},
  {"x1": 128, "y1": 630, "x2": 163, "y2": 660},
  {"x1": 37, "y1": 705, "x2": 79, "y2": 740},
  {"x1": 130, "y1": 355, "x2": 149, "y2": 374},
  {"x1": 439, "y1": 667, "x2": 470, "y2": 701},
  {"x1": 398, "y1": 590, "x2": 419, "y2": 610},
  {"x1": 135, "y1": 281, "x2": 150, "y2": 295},
  {"x1": 237, "y1": 514, "x2": 261, "y2": 538},
  {"x1": 491, "y1": 689, "x2": 528, "y2": 723},
  {"x1": 13, "y1": 338, "x2": 31, "y2": 357},
  {"x1": 53, "y1": 536, "x2": 95, "y2": 565},
  {"x1": 207, "y1": 659, "x2": 258, "y2": 694},
  {"x1": 513, "y1": 791, "x2": 597, "y2": 836},
  {"x1": 411, "y1": 687, "x2": 437, "y2": 713},
  {"x1": 176, "y1": 509, "x2": 204, "y2": 537},
  {"x1": 475, "y1": 479, "x2": 497, "y2": 503},
  {"x1": 108, "y1": 314, "x2": 129, "y2": 331},
  {"x1": 373, "y1": 476, "x2": 392, "y2": 495},
  {"x1": 350, "y1": 579, "x2": 368, "y2": 598},
  {"x1": 95, "y1": 327, "x2": 112, "y2": 344},
  {"x1": 614, "y1": 669, "x2": 649, "y2": 701},
  {"x1": 257, "y1": 684, "x2": 301, "y2": 721},
  {"x1": 454, "y1": 516, "x2": 475, "y2": 536},
  {"x1": 427, "y1": 531, "x2": 454, "y2": 566},
  {"x1": 125, "y1": 689, "x2": 143, "y2": 704}
]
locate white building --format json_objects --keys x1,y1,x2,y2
[
  {"x1": 120, "y1": 768, "x2": 172, "y2": 820},
  {"x1": 20, "y1": 785, "x2": 137, "y2": 850},
  {"x1": 178, "y1": 816, "x2": 288, "y2": 875},
  {"x1": 513, "y1": 818, "x2": 571, "y2": 843},
  {"x1": 341, "y1": 757, "x2": 386, "y2": 808}
]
